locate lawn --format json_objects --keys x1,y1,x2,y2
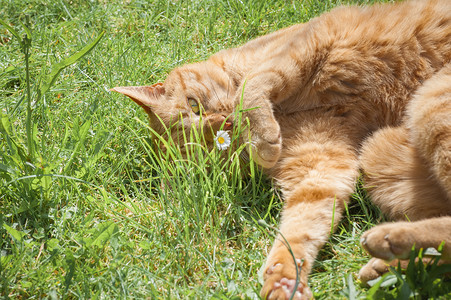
[{"x1": 1, "y1": 0, "x2": 450, "y2": 298}]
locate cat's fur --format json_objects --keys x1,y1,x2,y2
[{"x1": 112, "y1": 0, "x2": 451, "y2": 299}]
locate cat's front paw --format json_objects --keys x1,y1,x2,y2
[
  {"x1": 247, "y1": 119, "x2": 282, "y2": 169},
  {"x1": 360, "y1": 223, "x2": 416, "y2": 261},
  {"x1": 261, "y1": 252, "x2": 312, "y2": 300}
]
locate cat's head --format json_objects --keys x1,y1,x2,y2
[{"x1": 112, "y1": 60, "x2": 239, "y2": 155}]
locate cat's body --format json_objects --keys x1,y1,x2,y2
[{"x1": 113, "y1": 0, "x2": 451, "y2": 299}]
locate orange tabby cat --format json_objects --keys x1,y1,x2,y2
[{"x1": 112, "y1": 0, "x2": 451, "y2": 298}]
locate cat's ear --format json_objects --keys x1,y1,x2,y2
[{"x1": 110, "y1": 83, "x2": 165, "y2": 114}]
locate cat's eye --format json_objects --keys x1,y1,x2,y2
[{"x1": 188, "y1": 98, "x2": 200, "y2": 115}]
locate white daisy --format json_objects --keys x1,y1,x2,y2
[{"x1": 214, "y1": 130, "x2": 231, "y2": 150}]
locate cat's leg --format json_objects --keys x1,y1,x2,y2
[
  {"x1": 235, "y1": 49, "x2": 316, "y2": 169},
  {"x1": 359, "y1": 127, "x2": 451, "y2": 281},
  {"x1": 236, "y1": 88, "x2": 282, "y2": 169},
  {"x1": 359, "y1": 64, "x2": 451, "y2": 281},
  {"x1": 358, "y1": 127, "x2": 451, "y2": 281},
  {"x1": 407, "y1": 63, "x2": 451, "y2": 200},
  {"x1": 260, "y1": 132, "x2": 359, "y2": 300},
  {"x1": 359, "y1": 126, "x2": 451, "y2": 221}
]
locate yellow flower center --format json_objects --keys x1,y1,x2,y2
[{"x1": 218, "y1": 136, "x2": 225, "y2": 144}]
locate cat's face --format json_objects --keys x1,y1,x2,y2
[{"x1": 112, "y1": 60, "x2": 237, "y2": 152}]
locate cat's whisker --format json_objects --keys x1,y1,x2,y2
[{"x1": 240, "y1": 151, "x2": 250, "y2": 163}]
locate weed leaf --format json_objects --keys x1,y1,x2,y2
[
  {"x1": 18, "y1": 19, "x2": 32, "y2": 40},
  {"x1": 3, "y1": 223, "x2": 27, "y2": 242},
  {"x1": 63, "y1": 119, "x2": 92, "y2": 174},
  {"x1": 87, "y1": 222, "x2": 119, "y2": 248},
  {"x1": 0, "y1": 19, "x2": 22, "y2": 47}
]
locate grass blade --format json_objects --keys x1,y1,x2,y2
[{"x1": 38, "y1": 31, "x2": 105, "y2": 99}]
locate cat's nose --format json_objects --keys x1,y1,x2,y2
[
  {"x1": 224, "y1": 119, "x2": 233, "y2": 130},
  {"x1": 207, "y1": 114, "x2": 233, "y2": 132}
]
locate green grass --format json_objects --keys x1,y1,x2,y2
[{"x1": 1, "y1": 0, "x2": 450, "y2": 299}]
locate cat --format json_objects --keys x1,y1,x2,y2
[{"x1": 112, "y1": 0, "x2": 451, "y2": 299}]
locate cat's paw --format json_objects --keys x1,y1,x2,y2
[
  {"x1": 358, "y1": 257, "x2": 390, "y2": 284},
  {"x1": 247, "y1": 119, "x2": 282, "y2": 168},
  {"x1": 359, "y1": 257, "x2": 413, "y2": 284},
  {"x1": 360, "y1": 223, "x2": 416, "y2": 261},
  {"x1": 261, "y1": 256, "x2": 312, "y2": 300}
]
